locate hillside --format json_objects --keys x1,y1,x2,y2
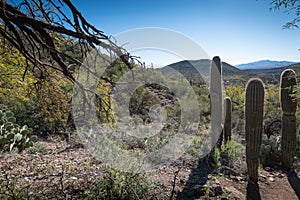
[
  {"x1": 158, "y1": 59, "x2": 248, "y2": 84},
  {"x1": 158, "y1": 60, "x2": 300, "y2": 85}
]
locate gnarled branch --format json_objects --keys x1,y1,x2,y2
[{"x1": 0, "y1": 0, "x2": 132, "y2": 82}]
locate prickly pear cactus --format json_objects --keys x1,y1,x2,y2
[
  {"x1": 210, "y1": 56, "x2": 223, "y2": 147},
  {"x1": 245, "y1": 78, "x2": 264, "y2": 183},
  {"x1": 280, "y1": 69, "x2": 297, "y2": 170},
  {"x1": 0, "y1": 110, "x2": 37, "y2": 152},
  {"x1": 224, "y1": 97, "x2": 232, "y2": 144}
]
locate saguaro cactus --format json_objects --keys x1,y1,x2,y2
[
  {"x1": 280, "y1": 69, "x2": 297, "y2": 170},
  {"x1": 224, "y1": 97, "x2": 232, "y2": 144},
  {"x1": 245, "y1": 78, "x2": 264, "y2": 183},
  {"x1": 210, "y1": 56, "x2": 223, "y2": 147}
]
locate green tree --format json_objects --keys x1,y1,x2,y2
[
  {"x1": 0, "y1": 1, "x2": 139, "y2": 134},
  {"x1": 0, "y1": 40, "x2": 73, "y2": 134}
]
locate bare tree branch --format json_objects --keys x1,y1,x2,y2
[
  {"x1": 270, "y1": 0, "x2": 300, "y2": 29},
  {"x1": 0, "y1": 0, "x2": 133, "y2": 83}
]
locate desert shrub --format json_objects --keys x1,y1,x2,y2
[
  {"x1": 84, "y1": 169, "x2": 150, "y2": 200},
  {"x1": 221, "y1": 140, "x2": 243, "y2": 159},
  {"x1": 260, "y1": 134, "x2": 281, "y2": 167},
  {"x1": 185, "y1": 128, "x2": 220, "y2": 159},
  {"x1": 129, "y1": 85, "x2": 161, "y2": 122},
  {"x1": 0, "y1": 182, "x2": 29, "y2": 200},
  {"x1": 213, "y1": 147, "x2": 222, "y2": 167},
  {"x1": 186, "y1": 135, "x2": 205, "y2": 157},
  {"x1": 264, "y1": 84, "x2": 281, "y2": 138},
  {"x1": 225, "y1": 85, "x2": 245, "y2": 134},
  {"x1": 192, "y1": 85, "x2": 210, "y2": 126},
  {"x1": 0, "y1": 49, "x2": 73, "y2": 135},
  {"x1": 261, "y1": 130, "x2": 300, "y2": 168},
  {"x1": 213, "y1": 138, "x2": 246, "y2": 174}
]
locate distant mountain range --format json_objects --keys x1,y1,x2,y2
[
  {"x1": 235, "y1": 60, "x2": 299, "y2": 70},
  {"x1": 158, "y1": 59, "x2": 300, "y2": 85}
]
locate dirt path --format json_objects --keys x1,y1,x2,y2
[
  {"x1": 218, "y1": 171, "x2": 300, "y2": 200},
  {"x1": 0, "y1": 140, "x2": 299, "y2": 199},
  {"x1": 152, "y1": 164, "x2": 300, "y2": 199}
]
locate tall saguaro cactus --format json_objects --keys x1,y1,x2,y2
[
  {"x1": 280, "y1": 69, "x2": 297, "y2": 170},
  {"x1": 245, "y1": 78, "x2": 264, "y2": 183},
  {"x1": 210, "y1": 56, "x2": 223, "y2": 147},
  {"x1": 224, "y1": 97, "x2": 232, "y2": 144}
]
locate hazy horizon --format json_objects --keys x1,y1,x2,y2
[{"x1": 143, "y1": 58, "x2": 300, "y2": 69}]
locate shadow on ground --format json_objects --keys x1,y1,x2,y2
[
  {"x1": 288, "y1": 171, "x2": 300, "y2": 199},
  {"x1": 176, "y1": 155, "x2": 215, "y2": 200},
  {"x1": 246, "y1": 182, "x2": 261, "y2": 200}
]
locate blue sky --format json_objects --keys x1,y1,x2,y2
[{"x1": 72, "y1": 0, "x2": 300, "y2": 66}]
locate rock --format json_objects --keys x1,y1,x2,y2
[
  {"x1": 277, "y1": 173, "x2": 284, "y2": 178},
  {"x1": 236, "y1": 176, "x2": 247, "y2": 182},
  {"x1": 269, "y1": 177, "x2": 275, "y2": 182},
  {"x1": 268, "y1": 172, "x2": 275, "y2": 177},
  {"x1": 230, "y1": 175, "x2": 247, "y2": 182},
  {"x1": 229, "y1": 175, "x2": 236, "y2": 179},
  {"x1": 224, "y1": 186, "x2": 245, "y2": 199},
  {"x1": 265, "y1": 166, "x2": 271, "y2": 171},
  {"x1": 259, "y1": 174, "x2": 267, "y2": 183}
]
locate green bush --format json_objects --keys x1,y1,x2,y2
[
  {"x1": 260, "y1": 134, "x2": 281, "y2": 166},
  {"x1": 186, "y1": 134, "x2": 205, "y2": 157},
  {"x1": 213, "y1": 147, "x2": 222, "y2": 167},
  {"x1": 260, "y1": 132, "x2": 299, "y2": 168},
  {"x1": 214, "y1": 140, "x2": 243, "y2": 166},
  {"x1": 84, "y1": 169, "x2": 150, "y2": 200},
  {"x1": 0, "y1": 110, "x2": 37, "y2": 152},
  {"x1": 213, "y1": 139, "x2": 246, "y2": 174}
]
